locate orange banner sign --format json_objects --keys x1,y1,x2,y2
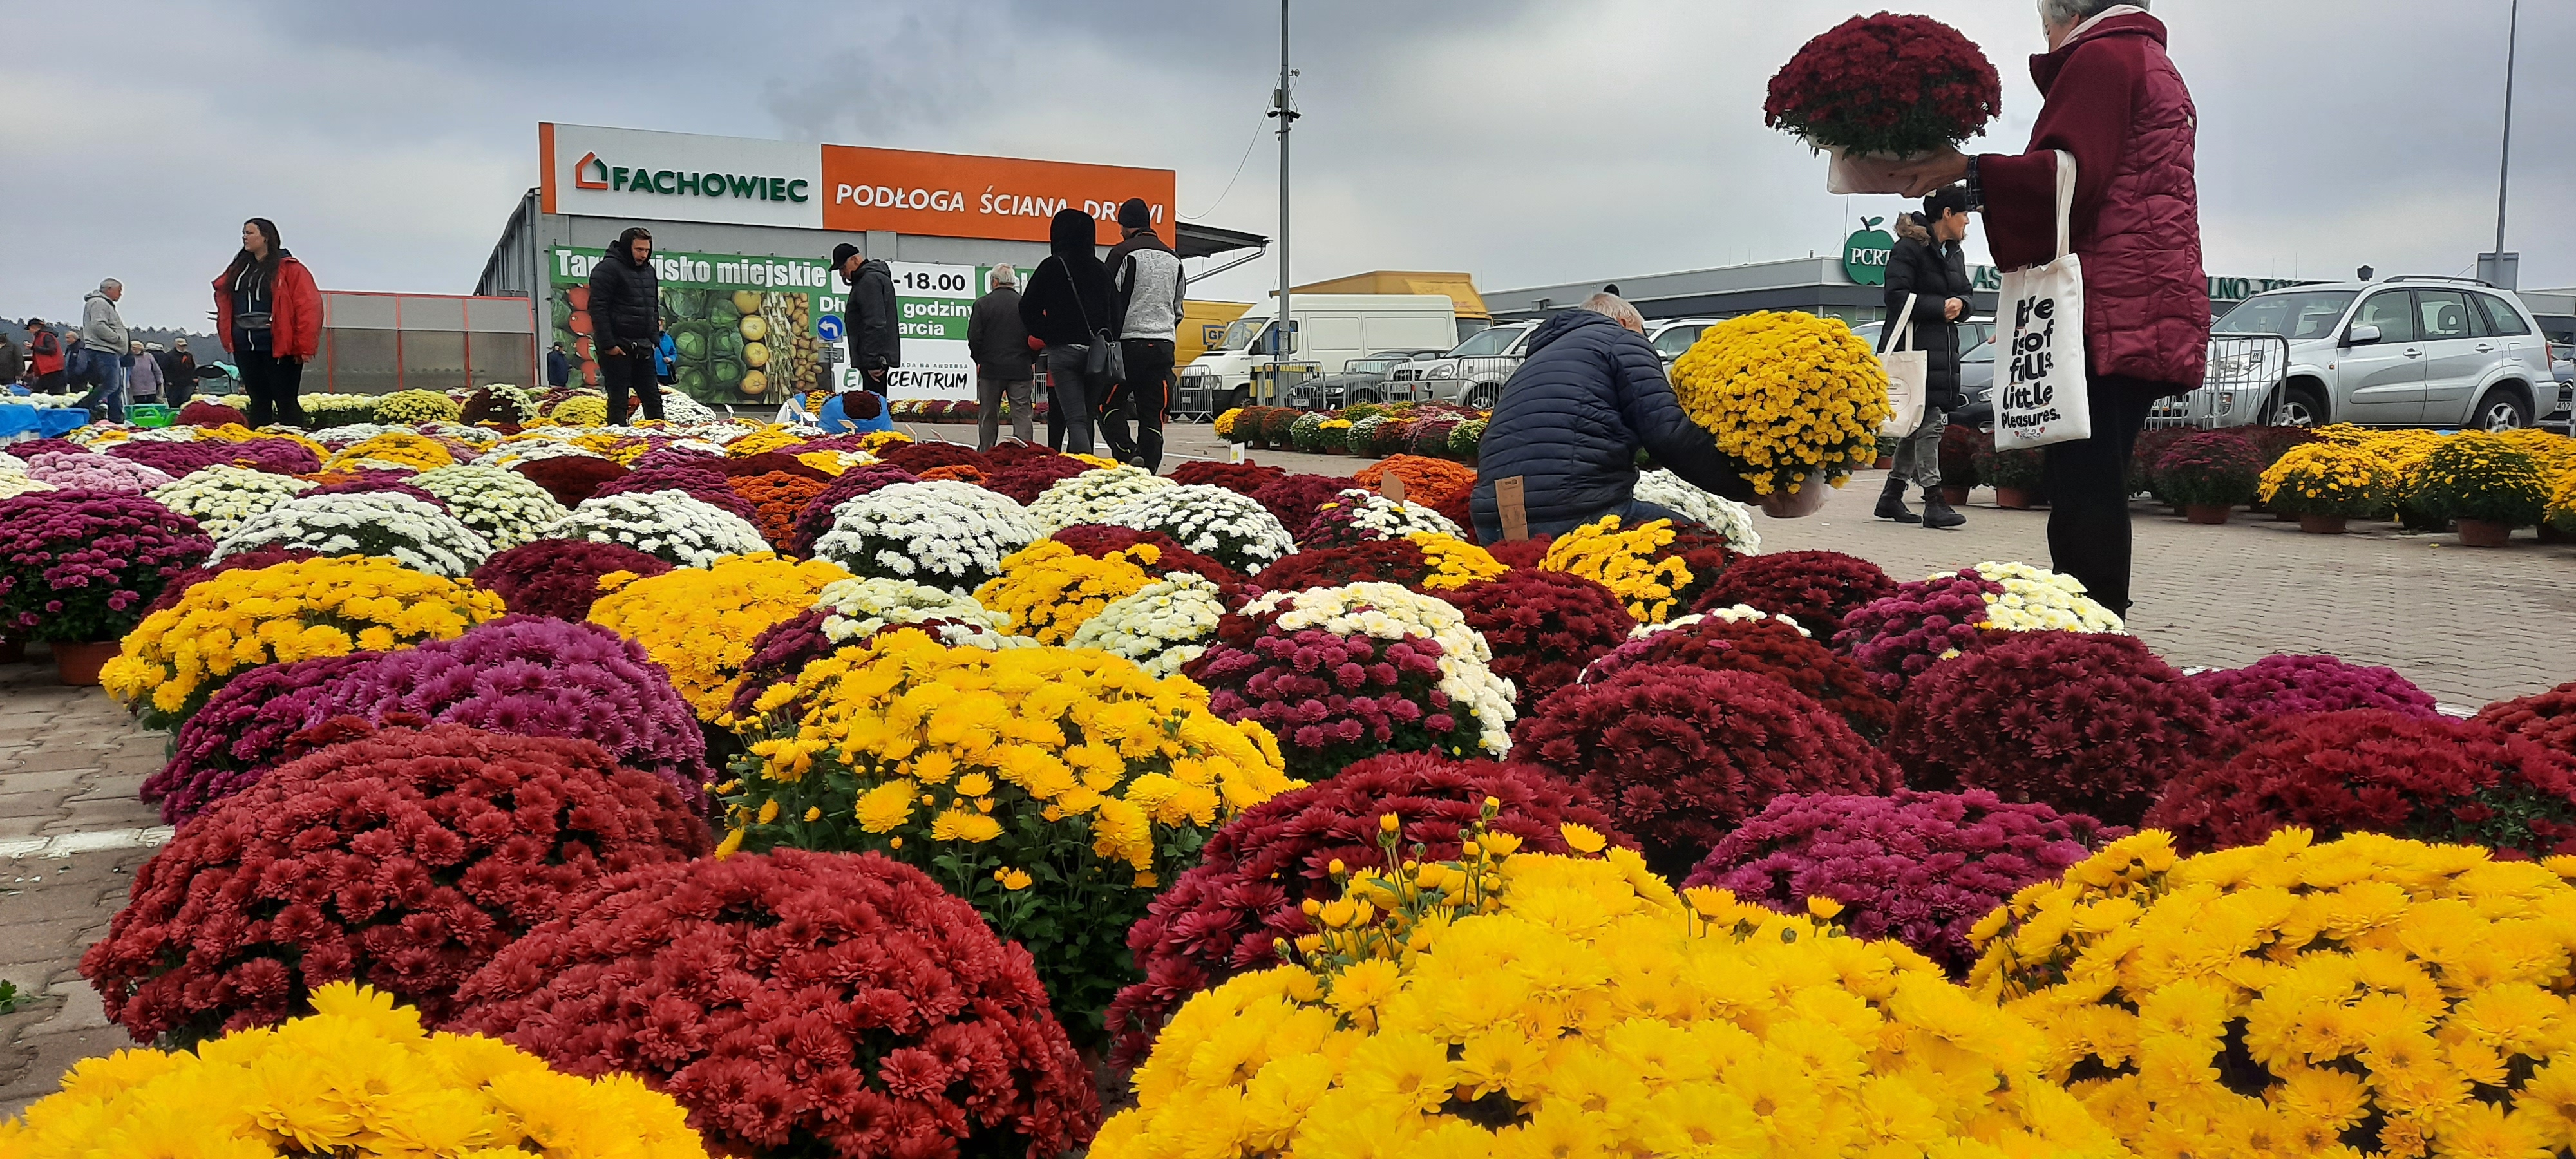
[{"x1": 820, "y1": 145, "x2": 1177, "y2": 245}]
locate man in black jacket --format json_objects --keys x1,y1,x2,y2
[
  {"x1": 833, "y1": 243, "x2": 900, "y2": 394},
  {"x1": 1878, "y1": 186, "x2": 1975, "y2": 529},
  {"x1": 1471, "y1": 294, "x2": 1823, "y2": 542},
  {"x1": 587, "y1": 227, "x2": 663, "y2": 425},
  {"x1": 966, "y1": 264, "x2": 1034, "y2": 449}
]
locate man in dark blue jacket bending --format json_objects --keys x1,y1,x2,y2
[{"x1": 1470, "y1": 294, "x2": 1823, "y2": 542}]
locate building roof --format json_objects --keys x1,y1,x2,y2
[{"x1": 1177, "y1": 221, "x2": 1267, "y2": 259}]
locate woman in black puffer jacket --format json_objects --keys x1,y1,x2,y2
[
  {"x1": 1018, "y1": 209, "x2": 1115, "y2": 453},
  {"x1": 1877, "y1": 187, "x2": 1975, "y2": 529}
]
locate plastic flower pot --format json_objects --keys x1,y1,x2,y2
[
  {"x1": 1940, "y1": 485, "x2": 1972, "y2": 505},
  {"x1": 1323, "y1": 444, "x2": 1347, "y2": 455},
  {"x1": 52, "y1": 640, "x2": 120, "y2": 686},
  {"x1": 2457, "y1": 518, "x2": 2514, "y2": 548},
  {"x1": 1993, "y1": 486, "x2": 2036, "y2": 510},
  {"x1": 2183, "y1": 503, "x2": 2233, "y2": 525},
  {"x1": 1821, "y1": 143, "x2": 1938, "y2": 195},
  {"x1": 2541, "y1": 523, "x2": 2575, "y2": 545},
  {"x1": 0, "y1": 636, "x2": 24, "y2": 665},
  {"x1": 1873, "y1": 455, "x2": 1895, "y2": 470},
  {"x1": 2297, "y1": 514, "x2": 2349, "y2": 535}
]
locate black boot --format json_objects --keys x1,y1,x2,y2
[
  {"x1": 1874, "y1": 478, "x2": 1922, "y2": 523},
  {"x1": 1921, "y1": 492, "x2": 1965, "y2": 530}
]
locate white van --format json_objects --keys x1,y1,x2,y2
[{"x1": 1172, "y1": 294, "x2": 1459, "y2": 419}]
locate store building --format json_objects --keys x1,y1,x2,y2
[{"x1": 476, "y1": 122, "x2": 1263, "y2": 406}]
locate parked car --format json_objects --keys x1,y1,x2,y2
[
  {"x1": 1646, "y1": 317, "x2": 1726, "y2": 363},
  {"x1": 2193, "y1": 278, "x2": 2560, "y2": 430},
  {"x1": 1177, "y1": 294, "x2": 1458, "y2": 420},
  {"x1": 1286, "y1": 348, "x2": 1450, "y2": 410},
  {"x1": 1378, "y1": 322, "x2": 1537, "y2": 409}
]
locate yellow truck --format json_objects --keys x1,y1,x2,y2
[{"x1": 1179, "y1": 300, "x2": 1252, "y2": 369}]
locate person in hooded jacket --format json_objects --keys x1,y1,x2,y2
[
  {"x1": 1896, "y1": 0, "x2": 2206, "y2": 616},
  {"x1": 833, "y1": 243, "x2": 900, "y2": 393},
  {"x1": 213, "y1": 219, "x2": 323, "y2": 429},
  {"x1": 1470, "y1": 294, "x2": 1824, "y2": 542},
  {"x1": 24, "y1": 321, "x2": 64, "y2": 394},
  {"x1": 1877, "y1": 185, "x2": 1975, "y2": 529},
  {"x1": 1017, "y1": 208, "x2": 1115, "y2": 455},
  {"x1": 587, "y1": 227, "x2": 663, "y2": 425}
]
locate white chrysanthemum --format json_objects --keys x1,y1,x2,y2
[
  {"x1": 1305, "y1": 488, "x2": 1462, "y2": 543},
  {"x1": 0, "y1": 451, "x2": 27, "y2": 473},
  {"x1": 1239, "y1": 581, "x2": 1515, "y2": 755},
  {"x1": 1099, "y1": 484, "x2": 1296, "y2": 572},
  {"x1": 1025, "y1": 466, "x2": 1175, "y2": 533},
  {"x1": 540, "y1": 489, "x2": 770, "y2": 568},
  {"x1": 472, "y1": 440, "x2": 607, "y2": 469},
  {"x1": 812, "y1": 576, "x2": 1018, "y2": 650},
  {"x1": 417, "y1": 421, "x2": 499, "y2": 448},
  {"x1": 309, "y1": 422, "x2": 413, "y2": 448},
  {"x1": 658, "y1": 391, "x2": 719, "y2": 425},
  {"x1": 1066, "y1": 574, "x2": 1229, "y2": 677},
  {"x1": 811, "y1": 480, "x2": 1039, "y2": 594},
  {"x1": 1633, "y1": 468, "x2": 1762, "y2": 555},
  {"x1": 1624, "y1": 603, "x2": 1809, "y2": 641},
  {"x1": 1940, "y1": 561, "x2": 2126, "y2": 635},
  {"x1": 0, "y1": 473, "x2": 56, "y2": 498},
  {"x1": 409, "y1": 464, "x2": 572, "y2": 551},
  {"x1": 147, "y1": 465, "x2": 318, "y2": 540},
  {"x1": 214, "y1": 491, "x2": 494, "y2": 578}
]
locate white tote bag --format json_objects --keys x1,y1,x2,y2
[
  {"x1": 1877, "y1": 292, "x2": 1927, "y2": 438},
  {"x1": 1993, "y1": 150, "x2": 2093, "y2": 451}
]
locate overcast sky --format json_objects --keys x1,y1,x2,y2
[{"x1": 3, "y1": 0, "x2": 2568, "y2": 332}]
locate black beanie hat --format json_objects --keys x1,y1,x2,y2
[
  {"x1": 1922, "y1": 185, "x2": 1971, "y2": 218},
  {"x1": 830, "y1": 243, "x2": 860, "y2": 269},
  {"x1": 1117, "y1": 198, "x2": 1152, "y2": 230}
]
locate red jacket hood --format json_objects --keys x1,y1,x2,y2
[{"x1": 2032, "y1": 12, "x2": 2168, "y2": 94}]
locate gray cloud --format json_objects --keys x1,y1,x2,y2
[{"x1": 1, "y1": 0, "x2": 2567, "y2": 335}]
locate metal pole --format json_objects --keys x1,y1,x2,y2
[
  {"x1": 2496, "y1": 0, "x2": 2517, "y2": 256},
  {"x1": 1270, "y1": 0, "x2": 1293, "y2": 406}
]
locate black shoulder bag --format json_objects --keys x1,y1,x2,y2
[{"x1": 1063, "y1": 259, "x2": 1126, "y2": 386}]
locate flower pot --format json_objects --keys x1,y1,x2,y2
[
  {"x1": 1993, "y1": 487, "x2": 2036, "y2": 510},
  {"x1": 0, "y1": 636, "x2": 24, "y2": 665},
  {"x1": 52, "y1": 639, "x2": 120, "y2": 686},
  {"x1": 2183, "y1": 504, "x2": 2233, "y2": 525},
  {"x1": 2539, "y1": 523, "x2": 2573, "y2": 545},
  {"x1": 2456, "y1": 518, "x2": 2514, "y2": 548},
  {"x1": 1940, "y1": 485, "x2": 1972, "y2": 506},
  {"x1": 1819, "y1": 142, "x2": 1935, "y2": 195},
  {"x1": 1873, "y1": 455, "x2": 1895, "y2": 471},
  {"x1": 1323, "y1": 446, "x2": 1347, "y2": 456},
  {"x1": 2297, "y1": 514, "x2": 2349, "y2": 535}
]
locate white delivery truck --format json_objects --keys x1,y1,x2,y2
[{"x1": 1171, "y1": 294, "x2": 1459, "y2": 420}]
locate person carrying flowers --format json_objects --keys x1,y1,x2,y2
[
  {"x1": 1470, "y1": 293, "x2": 1824, "y2": 542},
  {"x1": 1894, "y1": 0, "x2": 2207, "y2": 617}
]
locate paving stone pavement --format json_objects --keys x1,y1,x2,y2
[
  {"x1": 0, "y1": 652, "x2": 169, "y2": 1117},
  {"x1": 1, "y1": 426, "x2": 2567, "y2": 1117}
]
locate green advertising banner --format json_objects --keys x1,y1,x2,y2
[{"x1": 546, "y1": 247, "x2": 986, "y2": 406}]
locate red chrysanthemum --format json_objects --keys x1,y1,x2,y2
[
  {"x1": 1515, "y1": 664, "x2": 1897, "y2": 876},
  {"x1": 451, "y1": 848, "x2": 1097, "y2": 1159},
  {"x1": 1441, "y1": 569, "x2": 1633, "y2": 715},
  {"x1": 2145, "y1": 710, "x2": 2576, "y2": 858},
  {"x1": 1587, "y1": 613, "x2": 1896, "y2": 739},
  {"x1": 1249, "y1": 474, "x2": 1353, "y2": 540},
  {"x1": 1765, "y1": 14, "x2": 2002, "y2": 156},
  {"x1": 2479, "y1": 681, "x2": 2576, "y2": 755},
  {"x1": 82, "y1": 724, "x2": 708, "y2": 1046},
  {"x1": 1168, "y1": 461, "x2": 1286, "y2": 496},
  {"x1": 510, "y1": 455, "x2": 629, "y2": 507},
  {"x1": 1889, "y1": 630, "x2": 2221, "y2": 825},
  {"x1": 1104, "y1": 753, "x2": 1622, "y2": 1068},
  {"x1": 1691, "y1": 549, "x2": 1896, "y2": 642},
  {"x1": 471, "y1": 538, "x2": 675, "y2": 620}
]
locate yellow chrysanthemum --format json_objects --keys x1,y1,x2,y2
[
  {"x1": 1667, "y1": 310, "x2": 1891, "y2": 496},
  {"x1": 587, "y1": 552, "x2": 851, "y2": 721},
  {"x1": 1537, "y1": 515, "x2": 1692, "y2": 623},
  {"x1": 973, "y1": 540, "x2": 1159, "y2": 645}
]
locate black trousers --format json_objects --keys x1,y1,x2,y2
[
  {"x1": 1099, "y1": 339, "x2": 1175, "y2": 470},
  {"x1": 237, "y1": 348, "x2": 306, "y2": 428},
  {"x1": 2039, "y1": 373, "x2": 2159, "y2": 617},
  {"x1": 601, "y1": 348, "x2": 662, "y2": 425}
]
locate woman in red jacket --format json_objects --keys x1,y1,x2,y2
[
  {"x1": 1899, "y1": 1, "x2": 2206, "y2": 617},
  {"x1": 213, "y1": 218, "x2": 323, "y2": 429}
]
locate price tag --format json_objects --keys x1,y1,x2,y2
[
  {"x1": 1495, "y1": 476, "x2": 1529, "y2": 541},
  {"x1": 1380, "y1": 475, "x2": 1406, "y2": 504}
]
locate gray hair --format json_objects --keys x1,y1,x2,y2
[
  {"x1": 99, "y1": 278, "x2": 122, "y2": 291},
  {"x1": 990, "y1": 263, "x2": 1018, "y2": 288},
  {"x1": 1580, "y1": 292, "x2": 1643, "y2": 329},
  {"x1": 2040, "y1": 0, "x2": 2141, "y2": 26}
]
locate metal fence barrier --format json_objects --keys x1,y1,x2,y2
[{"x1": 2144, "y1": 333, "x2": 2292, "y2": 430}]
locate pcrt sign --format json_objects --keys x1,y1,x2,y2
[{"x1": 1842, "y1": 217, "x2": 1895, "y2": 287}]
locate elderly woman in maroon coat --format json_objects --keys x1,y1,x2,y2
[{"x1": 1900, "y1": 0, "x2": 2206, "y2": 617}]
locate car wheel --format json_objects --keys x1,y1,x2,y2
[
  {"x1": 2271, "y1": 382, "x2": 2326, "y2": 428},
  {"x1": 1464, "y1": 381, "x2": 1501, "y2": 410},
  {"x1": 2476, "y1": 388, "x2": 2531, "y2": 432},
  {"x1": 1222, "y1": 386, "x2": 1249, "y2": 419}
]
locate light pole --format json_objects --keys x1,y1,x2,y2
[
  {"x1": 2480, "y1": 0, "x2": 2520, "y2": 288},
  {"x1": 1267, "y1": 0, "x2": 1298, "y2": 404}
]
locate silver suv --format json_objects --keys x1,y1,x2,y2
[
  {"x1": 2211, "y1": 278, "x2": 2561, "y2": 430},
  {"x1": 1379, "y1": 322, "x2": 1536, "y2": 408}
]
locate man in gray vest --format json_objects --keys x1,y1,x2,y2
[{"x1": 1103, "y1": 198, "x2": 1186, "y2": 470}]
